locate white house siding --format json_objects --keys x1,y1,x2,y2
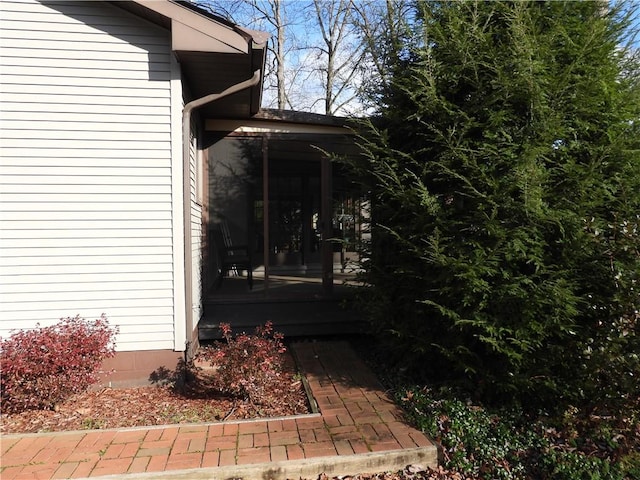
[
  {"x1": 0, "y1": 0, "x2": 178, "y2": 351},
  {"x1": 189, "y1": 124, "x2": 203, "y2": 341}
]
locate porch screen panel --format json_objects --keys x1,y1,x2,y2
[{"x1": 208, "y1": 137, "x2": 262, "y2": 291}]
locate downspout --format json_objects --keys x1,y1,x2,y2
[{"x1": 182, "y1": 70, "x2": 261, "y2": 356}]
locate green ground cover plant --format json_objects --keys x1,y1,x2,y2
[
  {"x1": 400, "y1": 386, "x2": 639, "y2": 480},
  {"x1": 356, "y1": 334, "x2": 639, "y2": 480}
]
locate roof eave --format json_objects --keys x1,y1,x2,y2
[
  {"x1": 115, "y1": 0, "x2": 267, "y2": 117},
  {"x1": 131, "y1": 0, "x2": 249, "y2": 53}
]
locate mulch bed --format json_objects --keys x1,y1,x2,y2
[
  {"x1": 0, "y1": 350, "x2": 309, "y2": 434},
  {"x1": 1, "y1": 341, "x2": 469, "y2": 479}
]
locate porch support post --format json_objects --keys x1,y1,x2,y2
[
  {"x1": 262, "y1": 134, "x2": 270, "y2": 294},
  {"x1": 321, "y1": 156, "x2": 333, "y2": 296}
]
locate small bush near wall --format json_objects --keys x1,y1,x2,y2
[
  {"x1": 196, "y1": 321, "x2": 287, "y2": 405},
  {"x1": 0, "y1": 315, "x2": 118, "y2": 413}
]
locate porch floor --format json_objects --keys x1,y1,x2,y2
[
  {"x1": 207, "y1": 271, "x2": 361, "y2": 301},
  {"x1": 0, "y1": 341, "x2": 438, "y2": 480},
  {"x1": 200, "y1": 272, "x2": 366, "y2": 339}
]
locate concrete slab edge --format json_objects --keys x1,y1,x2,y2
[{"x1": 78, "y1": 446, "x2": 438, "y2": 480}]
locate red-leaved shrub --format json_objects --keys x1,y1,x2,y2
[
  {"x1": 197, "y1": 321, "x2": 286, "y2": 404},
  {"x1": 0, "y1": 314, "x2": 118, "y2": 413}
]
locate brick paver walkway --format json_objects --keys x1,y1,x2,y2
[{"x1": 0, "y1": 341, "x2": 437, "y2": 479}]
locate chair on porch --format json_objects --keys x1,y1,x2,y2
[{"x1": 210, "y1": 222, "x2": 253, "y2": 290}]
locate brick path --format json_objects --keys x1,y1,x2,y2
[{"x1": 0, "y1": 341, "x2": 437, "y2": 480}]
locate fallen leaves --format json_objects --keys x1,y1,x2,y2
[
  {"x1": 1, "y1": 355, "x2": 310, "y2": 434},
  {"x1": 314, "y1": 464, "x2": 476, "y2": 480}
]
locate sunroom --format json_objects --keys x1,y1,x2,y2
[{"x1": 198, "y1": 110, "x2": 367, "y2": 338}]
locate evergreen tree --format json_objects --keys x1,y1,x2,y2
[{"x1": 351, "y1": 0, "x2": 640, "y2": 411}]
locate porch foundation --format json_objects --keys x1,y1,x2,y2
[{"x1": 99, "y1": 349, "x2": 184, "y2": 388}]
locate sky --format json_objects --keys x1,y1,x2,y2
[{"x1": 198, "y1": 0, "x2": 640, "y2": 115}]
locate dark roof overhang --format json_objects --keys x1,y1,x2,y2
[{"x1": 112, "y1": 0, "x2": 268, "y2": 118}]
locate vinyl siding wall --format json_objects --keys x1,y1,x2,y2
[
  {"x1": 0, "y1": 0, "x2": 179, "y2": 351},
  {"x1": 189, "y1": 124, "x2": 203, "y2": 339}
]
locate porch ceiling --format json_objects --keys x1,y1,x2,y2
[
  {"x1": 204, "y1": 110, "x2": 362, "y2": 160},
  {"x1": 267, "y1": 137, "x2": 359, "y2": 161}
]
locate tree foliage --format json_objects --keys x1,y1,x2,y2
[
  {"x1": 310, "y1": 0, "x2": 363, "y2": 114},
  {"x1": 348, "y1": 0, "x2": 640, "y2": 413}
]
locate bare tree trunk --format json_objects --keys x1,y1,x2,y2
[
  {"x1": 274, "y1": 0, "x2": 286, "y2": 110},
  {"x1": 207, "y1": 0, "x2": 299, "y2": 110},
  {"x1": 312, "y1": 0, "x2": 363, "y2": 115},
  {"x1": 350, "y1": 0, "x2": 414, "y2": 108},
  {"x1": 199, "y1": 0, "x2": 391, "y2": 115}
]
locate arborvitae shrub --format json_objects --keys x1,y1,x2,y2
[
  {"x1": 348, "y1": 1, "x2": 640, "y2": 412},
  {"x1": 0, "y1": 315, "x2": 118, "y2": 413}
]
